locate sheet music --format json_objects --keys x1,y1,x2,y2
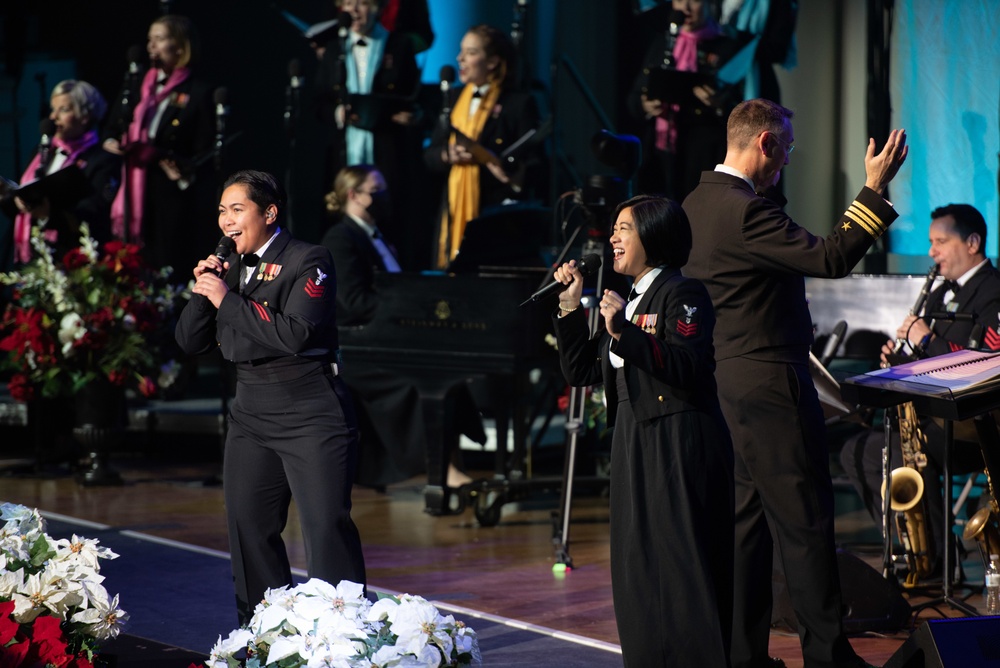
[{"x1": 865, "y1": 349, "x2": 1000, "y2": 394}]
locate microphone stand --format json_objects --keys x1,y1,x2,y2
[{"x1": 284, "y1": 64, "x2": 302, "y2": 233}]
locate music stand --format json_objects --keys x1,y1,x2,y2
[{"x1": 446, "y1": 203, "x2": 548, "y2": 273}]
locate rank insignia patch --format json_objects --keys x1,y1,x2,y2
[
  {"x1": 676, "y1": 304, "x2": 698, "y2": 337},
  {"x1": 985, "y1": 326, "x2": 1000, "y2": 351},
  {"x1": 304, "y1": 277, "x2": 326, "y2": 298}
]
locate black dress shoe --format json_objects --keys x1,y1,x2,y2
[{"x1": 764, "y1": 659, "x2": 786, "y2": 668}]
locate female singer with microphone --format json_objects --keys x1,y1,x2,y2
[
  {"x1": 551, "y1": 195, "x2": 734, "y2": 666},
  {"x1": 175, "y1": 169, "x2": 367, "y2": 624},
  {"x1": 103, "y1": 14, "x2": 214, "y2": 275},
  {"x1": 5, "y1": 80, "x2": 119, "y2": 263}
]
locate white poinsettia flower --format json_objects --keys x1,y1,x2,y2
[
  {"x1": 452, "y1": 623, "x2": 481, "y2": 662},
  {"x1": 265, "y1": 632, "x2": 317, "y2": 663},
  {"x1": 51, "y1": 534, "x2": 118, "y2": 570},
  {"x1": 71, "y1": 592, "x2": 129, "y2": 640},
  {"x1": 304, "y1": 648, "x2": 355, "y2": 668},
  {"x1": 389, "y1": 599, "x2": 454, "y2": 658},
  {"x1": 209, "y1": 627, "x2": 254, "y2": 660},
  {"x1": 11, "y1": 571, "x2": 77, "y2": 622},
  {"x1": 57, "y1": 313, "x2": 87, "y2": 355},
  {"x1": 0, "y1": 566, "x2": 25, "y2": 599},
  {"x1": 296, "y1": 579, "x2": 369, "y2": 625}
]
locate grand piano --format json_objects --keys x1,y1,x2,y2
[{"x1": 337, "y1": 268, "x2": 555, "y2": 515}]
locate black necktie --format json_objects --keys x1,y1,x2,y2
[
  {"x1": 628, "y1": 287, "x2": 638, "y2": 303},
  {"x1": 243, "y1": 253, "x2": 260, "y2": 267},
  {"x1": 472, "y1": 89, "x2": 483, "y2": 98},
  {"x1": 355, "y1": 38, "x2": 367, "y2": 48}
]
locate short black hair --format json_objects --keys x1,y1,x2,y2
[
  {"x1": 223, "y1": 170, "x2": 286, "y2": 223},
  {"x1": 931, "y1": 203, "x2": 987, "y2": 254},
  {"x1": 613, "y1": 194, "x2": 691, "y2": 269}
]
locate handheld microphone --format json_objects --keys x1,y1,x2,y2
[
  {"x1": 210, "y1": 235, "x2": 237, "y2": 278},
  {"x1": 520, "y1": 254, "x2": 602, "y2": 306},
  {"x1": 819, "y1": 320, "x2": 847, "y2": 367}
]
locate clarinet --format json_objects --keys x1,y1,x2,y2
[{"x1": 891, "y1": 263, "x2": 939, "y2": 354}]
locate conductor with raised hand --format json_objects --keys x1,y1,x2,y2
[
  {"x1": 683, "y1": 98, "x2": 908, "y2": 668},
  {"x1": 175, "y1": 170, "x2": 366, "y2": 624}
]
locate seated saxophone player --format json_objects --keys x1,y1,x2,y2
[{"x1": 840, "y1": 203, "x2": 1000, "y2": 581}]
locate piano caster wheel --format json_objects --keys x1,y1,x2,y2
[{"x1": 473, "y1": 491, "x2": 504, "y2": 527}]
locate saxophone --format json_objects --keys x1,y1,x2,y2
[
  {"x1": 880, "y1": 265, "x2": 940, "y2": 587},
  {"x1": 882, "y1": 402, "x2": 935, "y2": 586},
  {"x1": 962, "y1": 446, "x2": 1000, "y2": 573}
]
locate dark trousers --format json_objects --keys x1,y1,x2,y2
[
  {"x1": 610, "y1": 373, "x2": 734, "y2": 667},
  {"x1": 718, "y1": 357, "x2": 859, "y2": 668},
  {"x1": 224, "y1": 367, "x2": 366, "y2": 624}
]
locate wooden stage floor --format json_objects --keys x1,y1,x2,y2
[{"x1": 0, "y1": 453, "x2": 993, "y2": 666}]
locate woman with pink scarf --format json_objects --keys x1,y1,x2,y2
[
  {"x1": 628, "y1": 0, "x2": 743, "y2": 201},
  {"x1": 6, "y1": 80, "x2": 120, "y2": 263},
  {"x1": 104, "y1": 14, "x2": 213, "y2": 276}
]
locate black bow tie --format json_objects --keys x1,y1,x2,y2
[
  {"x1": 942, "y1": 279, "x2": 959, "y2": 294},
  {"x1": 472, "y1": 89, "x2": 483, "y2": 98},
  {"x1": 355, "y1": 38, "x2": 368, "y2": 47},
  {"x1": 243, "y1": 253, "x2": 260, "y2": 268}
]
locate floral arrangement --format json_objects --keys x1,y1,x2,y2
[
  {"x1": 206, "y1": 578, "x2": 481, "y2": 668},
  {"x1": 0, "y1": 502, "x2": 128, "y2": 666},
  {"x1": 0, "y1": 225, "x2": 183, "y2": 402}
]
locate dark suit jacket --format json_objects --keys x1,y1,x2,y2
[
  {"x1": 319, "y1": 214, "x2": 393, "y2": 327},
  {"x1": 553, "y1": 269, "x2": 720, "y2": 427},
  {"x1": 175, "y1": 229, "x2": 340, "y2": 364},
  {"x1": 423, "y1": 86, "x2": 541, "y2": 209},
  {"x1": 924, "y1": 261, "x2": 1000, "y2": 355},
  {"x1": 683, "y1": 173, "x2": 898, "y2": 362}
]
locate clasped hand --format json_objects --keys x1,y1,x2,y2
[
  {"x1": 554, "y1": 261, "x2": 626, "y2": 339},
  {"x1": 191, "y1": 254, "x2": 231, "y2": 309}
]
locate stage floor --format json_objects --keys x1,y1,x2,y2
[{"x1": 0, "y1": 452, "x2": 993, "y2": 666}]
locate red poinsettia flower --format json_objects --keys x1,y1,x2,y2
[
  {"x1": 0, "y1": 600, "x2": 19, "y2": 645},
  {"x1": 0, "y1": 307, "x2": 48, "y2": 355},
  {"x1": 107, "y1": 369, "x2": 127, "y2": 386},
  {"x1": 24, "y1": 615, "x2": 70, "y2": 666},
  {"x1": 8, "y1": 373, "x2": 36, "y2": 402},
  {"x1": 138, "y1": 375, "x2": 157, "y2": 398},
  {"x1": 62, "y1": 247, "x2": 91, "y2": 270},
  {"x1": 102, "y1": 240, "x2": 144, "y2": 274}
]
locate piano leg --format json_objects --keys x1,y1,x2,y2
[{"x1": 419, "y1": 382, "x2": 463, "y2": 516}]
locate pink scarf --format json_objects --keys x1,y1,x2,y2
[
  {"x1": 13, "y1": 129, "x2": 100, "y2": 263},
  {"x1": 110, "y1": 66, "x2": 191, "y2": 241},
  {"x1": 655, "y1": 23, "x2": 721, "y2": 152}
]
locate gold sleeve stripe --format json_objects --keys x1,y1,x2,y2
[
  {"x1": 843, "y1": 210, "x2": 879, "y2": 237},
  {"x1": 846, "y1": 202, "x2": 887, "y2": 238},
  {"x1": 852, "y1": 201, "x2": 887, "y2": 233}
]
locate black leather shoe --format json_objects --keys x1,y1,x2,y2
[{"x1": 764, "y1": 659, "x2": 786, "y2": 668}]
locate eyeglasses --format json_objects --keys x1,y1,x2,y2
[{"x1": 768, "y1": 132, "x2": 795, "y2": 155}]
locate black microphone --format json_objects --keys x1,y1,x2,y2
[
  {"x1": 337, "y1": 10, "x2": 353, "y2": 40},
  {"x1": 35, "y1": 119, "x2": 56, "y2": 179},
  {"x1": 520, "y1": 254, "x2": 602, "y2": 306},
  {"x1": 439, "y1": 65, "x2": 455, "y2": 128},
  {"x1": 210, "y1": 235, "x2": 237, "y2": 278},
  {"x1": 214, "y1": 87, "x2": 229, "y2": 171},
  {"x1": 285, "y1": 59, "x2": 302, "y2": 137},
  {"x1": 968, "y1": 324, "x2": 985, "y2": 350},
  {"x1": 926, "y1": 311, "x2": 977, "y2": 322},
  {"x1": 819, "y1": 320, "x2": 847, "y2": 367}
]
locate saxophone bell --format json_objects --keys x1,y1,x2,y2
[
  {"x1": 962, "y1": 506, "x2": 1000, "y2": 572},
  {"x1": 881, "y1": 465, "x2": 935, "y2": 586}
]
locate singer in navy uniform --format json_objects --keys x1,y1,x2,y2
[
  {"x1": 682, "y1": 98, "x2": 908, "y2": 668},
  {"x1": 841, "y1": 203, "x2": 999, "y2": 578},
  {"x1": 552, "y1": 196, "x2": 734, "y2": 667},
  {"x1": 175, "y1": 170, "x2": 366, "y2": 623},
  {"x1": 104, "y1": 14, "x2": 214, "y2": 276}
]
